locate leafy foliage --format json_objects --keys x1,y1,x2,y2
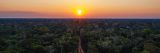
[{"x1": 0, "y1": 20, "x2": 160, "y2": 53}]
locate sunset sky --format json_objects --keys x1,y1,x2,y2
[{"x1": 0, "y1": 0, "x2": 160, "y2": 19}]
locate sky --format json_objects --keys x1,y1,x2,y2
[{"x1": 0, "y1": 0, "x2": 160, "y2": 19}]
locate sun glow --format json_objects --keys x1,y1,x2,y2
[
  {"x1": 77, "y1": 9, "x2": 82, "y2": 16},
  {"x1": 73, "y1": 8, "x2": 87, "y2": 19}
]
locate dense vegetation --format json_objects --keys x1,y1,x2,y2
[{"x1": 0, "y1": 19, "x2": 160, "y2": 53}]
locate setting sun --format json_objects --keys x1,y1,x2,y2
[{"x1": 77, "y1": 9, "x2": 82, "y2": 16}]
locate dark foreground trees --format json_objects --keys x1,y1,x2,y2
[{"x1": 0, "y1": 21, "x2": 160, "y2": 53}]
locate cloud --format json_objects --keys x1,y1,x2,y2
[{"x1": 0, "y1": 11, "x2": 50, "y2": 18}]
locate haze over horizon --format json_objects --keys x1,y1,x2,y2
[{"x1": 0, "y1": 0, "x2": 160, "y2": 19}]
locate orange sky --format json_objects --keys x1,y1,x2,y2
[{"x1": 0, "y1": 0, "x2": 160, "y2": 18}]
